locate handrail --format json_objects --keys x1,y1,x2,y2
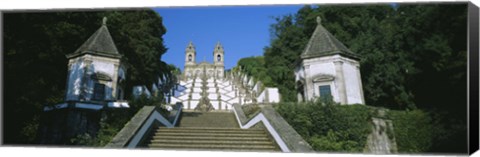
[
  {"x1": 232, "y1": 104, "x2": 313, "y2": 153},
  {"x1": 105, "y1": 103, "x2": 183, "y2": 148}
]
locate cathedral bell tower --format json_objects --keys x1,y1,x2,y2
[
  {"x1": 213, "y1": 42, "x2": 225, "y2": 78},
  {"x1": 213, "y1": 42, "x2": 224, "y2": 65},
  {"x1": 185, "y1": 42, "x2": 196, "y2": 65}
]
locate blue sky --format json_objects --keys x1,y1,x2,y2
[{"x1": 154, "y1": 5, "x2": 304, "y2": 71}]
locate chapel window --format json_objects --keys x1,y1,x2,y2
[
  {"x1": 217, "y1": 54, "x2": 221, "y2": 62},
  {"x1": 319, "y1": 85, "x2": 332, "y2": 100},
  {"x1": 188, "y1": 54, "x2": 192, "y2": 62},
  {"x1": 93, "y1": 83, "x2": 106, "y2": 101}
]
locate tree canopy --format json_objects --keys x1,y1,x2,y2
[
  {"x1": 239, "y1": 3, "x2": 467, "y2": 153},
  {"x1": 262, "y1": 4, "x2": 466, "y2": 110},
  {"x1": 4, "y1": 9, "x2": 170, "y2": 144}
]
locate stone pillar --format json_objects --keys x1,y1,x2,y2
[
  {"x1": 188, "y1": 94, "x2": 192, "y2": 109},
  {"x1": 65, "y1": 61, "x2": 74, "y2": 100},
  {"x1": 355, "y1": 64, "x2": 366, "y2": 104},
  {"x1": 303, "y1": 65, "x2": 312, "y2": 101},
  {"x1": 80, "y1": 59, "x2": 93, "y2": 101},
  {"x1": 334, "y1": 61, "x2": 347, "y2": 104},
  {"x1": 111, "y1": 63, "x2": 119, "y2": 100},
  {"x1": 265, "y1": 88, "x2": 269, "y2": 103},
  {"x1": 218, "y1": 95, "x2": 222, "y2": 110}
]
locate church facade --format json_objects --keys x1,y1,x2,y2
[
  {"x1": 295, "y1": 17, "x2": 365, "y2": 104},
  {"x1": 168, "y1": 41, "x2": 280, "y2": 111},
  {"x1": 183, "y1": 42, "x2": 225, "y2": 80}
]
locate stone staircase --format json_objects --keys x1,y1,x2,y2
[{"x1": 146, "y1": 111, "x2": 279, "y2": 151}]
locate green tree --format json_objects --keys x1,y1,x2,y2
[
  {"x1": 236, "y1": 56, "x2": 274, "y2": 87},
  {"x1": 263, "y1": 3, "x2": 467, "y2": 153},
  {"x1": 4, "y1": 9, "x2": 169, "y2": 144}
]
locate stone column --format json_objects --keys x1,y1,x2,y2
[
  {"x1": 65, "y1": 60, "x2": 74, "y2": 100},
  {"x1": 218, "y1": 95, "x2": 222, "y2": 110},
  {"x1": 188, "y1": 94, "x2": 192, "y2": 110},
  {"x1": 80, "y1": 59, "x2": 92, "y2": 101},
  {"x1": 303, "y1": 64, "x2": 312, "y2": 101},
  {"x1": 334, "y1": 61, "x2": 347, "y2": 104},
  {"x1": 355, "y1": 64, "x2": 366, "y2": 104},
  {"x1": 111, "y1": 63, "x2": 119, "y2": 100},
  {"x1": 265, "y1": 88, "x2": 270, "y2": 103}
]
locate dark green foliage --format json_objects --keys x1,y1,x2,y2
[
  {"x1": 386, "y1": 109, "x2": 466, "y2": 153},
  {"x1": 387, "y1": 109, "x2": 433, "y2": 153},
  {"x1": 4, "y1": 10, "x2": 169, "y2": 144},
  {"x1": 262, "y1": 4, "x2": 466, "y2": 109},
  {"x1": 276, "y1": 101, "x2": 455, "y2": 153},
  {"x1": 70, "y1": 95, "x2": 168, "y2": 146},
  {"x1": 275, "y1": 100, "x2": 375, "y2": 152},
  {"x1": 259, "y1": 4, "x2": 467, "y2": 153},
  {"x1": 237, "y1": 56, "x2": 274, "y2": 87}
]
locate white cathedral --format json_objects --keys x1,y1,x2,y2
[
  {"x1": 295, "y1": 17, "x2": 365, "y2": 104},
  {"x1": 168, "y1": 42, "x2": 280, "y2": 111},
  {"x1": 183, "y1": 42, "x2": 225, "y2": 79}
]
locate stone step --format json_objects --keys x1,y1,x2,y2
[
  {"x1": 146, "y1": 110, "x2": 279, "y2": 151},
  {"x1": 156, "y1": 127, "x2": 265, "y2": 134},
  {"x1": 151, "y1": 135, "x2": 271, "y2": 141},
  {"x1": 149, "y1": 139, "x2": 273, "y2": 145},
  {"x1": 153, "y1": 132, "x2": 268, "y2": 138},
  {"x1": 148, "y1": 143, "x2": 276, "y2": 150}
]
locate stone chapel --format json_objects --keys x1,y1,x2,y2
[
  {"x1": 45, "y1": 17, "x2": 129, "y2": 111},
  {"x1": 294, "y1": 16, "x2": 365, "y2": 104}
]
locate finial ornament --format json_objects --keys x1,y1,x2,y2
[
  {"x1": 316, "y1": 16, "x2": 321, "y2": 25},
  {"x1": 102, "y1": 17, "x2": 107, "y2": 26}
]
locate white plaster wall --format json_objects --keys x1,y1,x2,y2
[
  {"x1": 190, "y1": 101, "x2": 199, "y2": 109},
  {"x1": 180, "y1": 81, "x2": 188, "y2": 86},
  {"x1": 225, "y1": 91, "x2": 235, "y2": 98},
  {"x1": 301, "y1": 55, "x2": 364, "y2": 104},
  {"x1": 191, "y1": 93, "x2": 201, "y2": 99},
  {"x1": 194, "y1": 79, "x2": 202, "y2": 83},
  {"x1": 90, "y1": 60, "x2": 116, "y2": 100},
  {"x1": 220, "y1": 82, "x2": 229, "y2": 86},
  {"x1": 312, "y1": 80, "x2": 339, "y2": 102},
  {"x1": 267, "y1": 88, "x2": 280, "y2": 103},
  {"x1": 219, "y1": 88, "x2": 229, "y2": 94},
  {"x1": 193, "y1": 87, "x2": 202, "y2": 93},
  {"x1": 170, "y1": 97, "x2": 181, "y2": 104},
  {"x1": 228, "y1": 98, "x2": 239, "y2": 104},
  {"x1": 66, "y1": 61, "x2": 85, "y2": 101},
  {"x1": 208, "y1": 94, "x2": 217, "y2": 100},
  {"x1": 91, "y1": 60, "x2": 115, "y2": 77},
  {"x1": 211, "y1": 101, "x2": 219, "y2": 109},
  {"x1": 343, "y1": 61, "x2": 364, "y2": 104},
  {"x1": 66, "y1": 57, "x2": 120, "y2": 101},
  {"x1": 207, "y1": 88, "x2": 216, "y2": 93},
  {"x1": 305, "y1": 61, "x2": 335, "y2": 101},
  {"x1": 257, "y1": 90, "x2": 266, "y2": 103},
  {"x1": 178, "y1": 94, "x2": 189, "y2": 100}
]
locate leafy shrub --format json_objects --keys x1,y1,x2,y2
[
  {"x1": 275, "y1": 99, "x2": 375, "y2": 152},
  {"x1": 275, "y1": 98, "x2": 446, "y2": 153},
  {"x1": 387, "y1": 109, "x2": 433, "y2": 153}
]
